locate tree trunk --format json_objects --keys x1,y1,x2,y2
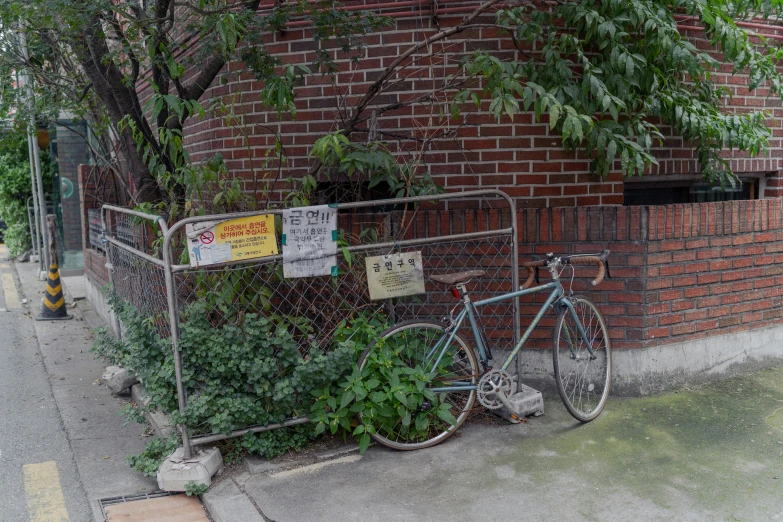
[{"x1": 72, "y1": 15, "x2": 163, "y2": 204}]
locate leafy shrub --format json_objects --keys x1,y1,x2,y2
[
  {"x1": 0, "y1": 132, "x2": 53, "y2": 258},
  {"x1": 310, "y1": 338, "x2": 457, "y2": 453},
  {"x1": 92, "y1": 291, "x2": 388, "y2": 472}
]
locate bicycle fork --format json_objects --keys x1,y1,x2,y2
[{"x1": 557, "y1": 298, "x2": 597, "y2": 360}]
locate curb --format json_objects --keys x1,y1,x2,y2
[
  {"x1": 130, "y1": 384, "x2": 175, "y2": 438},
  {"x1": 244, "y1": 442, "x2": 363, "y2": 476},
  {"x1": 201, "y1": 479, "x2": 265, "y2": 522}
]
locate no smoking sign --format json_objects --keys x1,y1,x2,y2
[{"x1": 200, "y1": 231, "x2": 215, "y2": 244}]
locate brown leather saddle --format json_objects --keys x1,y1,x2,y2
[{"x1": 430, "y1": 270, "x2": 486, "y2": 286}]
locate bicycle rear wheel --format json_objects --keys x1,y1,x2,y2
[
  {"x1": 357, "y1": 320, "x2": 478, "y2": 450},
  {"x1": 553, "y1": 296, "x2": 611, "y2": 422}
]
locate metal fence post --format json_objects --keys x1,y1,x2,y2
[{"x1": 162, "y1": 223, "x2": 192, "y2": 459}]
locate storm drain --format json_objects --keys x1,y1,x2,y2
[{"x1": 99, "y1": 490, "x2": 210, "y2": 521}]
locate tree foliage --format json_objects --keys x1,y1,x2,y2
[
  {"x1": 0, "y1": 0, "x2": 386, "y2": 210},
  {"x1": 0, "y1": 131, "x2": 52, "y2": 257},
  {"x1": 0, "y1": 0, "x2": 781, "y2": 211},
  {"x1": 450, "y1": 0, "x2": 783, "y2": 187}
]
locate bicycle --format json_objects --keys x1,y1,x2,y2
[{"x1": 358, "y1": 250, "x2": 612, "y2": 450}]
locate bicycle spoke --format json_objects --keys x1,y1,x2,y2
[{"x1": 554, "y1": 297, "x2": 611, "y2": 422}]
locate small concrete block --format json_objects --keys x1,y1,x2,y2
[
  {"x1": 495, "y1": 384, "x2": 544, "y2": 423},
  {"x1": 509, "y1": 383, "x2": 545, "y2": 417},
  {"x1": 157, "y1": 447, "x2": 224, "y2": 492},
  {"x1": 102, "y1": 365, "x2": 139, "y2": 395}
]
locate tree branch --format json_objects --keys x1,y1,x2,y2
[{"x1": 342, "y1": 0, "x2": 504, "y2": 135}]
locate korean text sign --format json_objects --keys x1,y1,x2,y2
[
  {"x1": 282, "y1": 205, "x2": 338, "y2": 278},
  {"x1": 365, "y1": 251, "x2": 426, "y2": 300},
  {"x1": 186, "y1": 214, "x2": 278, "y2": 267}
]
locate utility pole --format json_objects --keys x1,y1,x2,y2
[
  {"x1": 18, "y1": 25, "x2": 50, "y2": 279},
  {"x1": 15, "y1": 67, "x2": 43, "y2": 272}
]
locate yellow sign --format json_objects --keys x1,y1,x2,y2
[{"x1": 186, "y1": 214, "x2": 278, "y2": 267}]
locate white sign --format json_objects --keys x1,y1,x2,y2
[
  {"x1": 282, "y1": 205, "x2": 338, "y2": 278},
  {"x1": 365, "y1": 251, "x2": 426, "y2": 300}
]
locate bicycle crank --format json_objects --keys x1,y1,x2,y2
[{"x1": 477, "y1": 369, "x2": 514, "y2": 410}]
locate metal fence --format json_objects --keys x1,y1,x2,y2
[{"x1": 103, "y1": 190, "x2": 518, "y2": 457}]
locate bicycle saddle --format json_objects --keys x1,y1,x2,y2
[{"x1": 430, "y1": 270, "x2": 486, "y2": 285}]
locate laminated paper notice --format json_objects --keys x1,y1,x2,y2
[
  {"x1": 365, "y1": 251, "x2": 426, "y2": 300},
  {"x1": 186, "y1": 214, "x2": 278, "y2": 267},
  {"x1": 282, "y1": 205, "x2": 338, "y2": 278}
]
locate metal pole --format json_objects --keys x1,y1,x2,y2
[
  {"x1": 16, "y1": 66, "x2": 42, "y2": 270},
  {"x1": 161, "y1": 223, "x2": 192, "y2": 458},
  {"x1": 18, "y1": 26, "x2": 50, "y2": 277},
  {"x1": 26, "y1": 132, "x2": 42, "y2": 271}
]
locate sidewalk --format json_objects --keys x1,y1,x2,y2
[
  {"x1": 204, "y1": 364, "x2": 783, "y2": 521},
  {"x1": 15, "y1": 258, "x2": 783, "y2": 521},
  {"x1": 14, "y1": 261, "x2": 158, "y2": 520}
]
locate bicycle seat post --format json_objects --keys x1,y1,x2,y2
[{"x1": 453, "y1": 282, "x2": 468, "y2": 300}]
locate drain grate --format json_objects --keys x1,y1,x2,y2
[{"x1": 98, "y1": 490, "x2": 180, "y2": 520}]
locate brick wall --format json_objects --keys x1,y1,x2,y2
[
  {"x1": 132, "y1": 2, "x2": 783, "y2": 207},
  {"x1": 78, "y1": 164, "x2": 128, "y2": 288},
  {"x1": 521, "y1": 199, "x2": 783, "y2": 352}
]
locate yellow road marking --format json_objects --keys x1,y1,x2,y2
[
  {"x1": 0, "y1": 262, "x2": 9, "y2": 269},
  {"x1": 1, "y1": 272, "x2": 21, "y2": 309},
  {"x1": 23, "y1": 461, "x2": 69, "y2": 522}
]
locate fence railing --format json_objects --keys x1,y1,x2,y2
[{"x1": 103, "y1": 190, "x2": 518, "y2": 458}]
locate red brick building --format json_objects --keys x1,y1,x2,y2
[{"x1": 83, "y1": 2, "x2": 783, "y2": 393}]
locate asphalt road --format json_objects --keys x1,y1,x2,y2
[{"x1": 0, "y1": 247, "x2": 91, "y2": 522}]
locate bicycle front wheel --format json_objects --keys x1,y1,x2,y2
[
  {"x1": 358, "y1": 320, "x2": 478, "y2": 450},
  {"x1": 553, "y1": 296, "x2": 611, "y2": 422}
]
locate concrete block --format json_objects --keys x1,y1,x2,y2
[
  {"x1": 102, "y1": 365, "x2": 138, "y2": 395},
  {"x1": 157, "y1": 447, "x2": 224, "y2": 492},
  {"x1": 495, "y1": 384, "x2": 544, "y2": 423}
]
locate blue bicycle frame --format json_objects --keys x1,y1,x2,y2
[{"x1": 427, "y1": 281, "x2": 597, "y2": 393}]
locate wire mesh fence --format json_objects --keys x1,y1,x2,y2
[{"x1": 103, "y1": 190, "x2": 518, "y2": 453}]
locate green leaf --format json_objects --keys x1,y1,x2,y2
[
  {"x1": 358, "y1": 433, "x2": 371, "y2": 454},
  {"x1": 436, "y1": 407, "x2": 458, "y2": 426},
  {"x1": 340, "y1": 390, "x2": 355, "y2": 409},
  {"x1": 549, "y1": 104, "x2": 561, "y2": 130}
]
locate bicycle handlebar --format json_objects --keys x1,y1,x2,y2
[{"x1": 520, "y1": 250, "x2": 610, "y2": 290}]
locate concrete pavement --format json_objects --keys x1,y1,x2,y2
[
  {"x1": 6, "y1": 241, "x2": 783, "y2": 521},
  {"x1": 0, "y1": 246, "x2": 92, "y2": 521},
  {"x1": 206, "y1": 365, "x2": 783, "y2": 521},
  {"x1": 1, "y1": 246, "x2": 159, "y2": 521}
]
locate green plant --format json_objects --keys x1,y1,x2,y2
[
  {"x1": 184, "y1": 481, "x2": 210, "y2": 497},
  {"x1": 119, "y1": 403, "x2": 147, "y2": 426},
  {"x1": 0, "y1": 132, "x2": 53, "y2": 257},
  {"x1": 92, "y1": 292, "x2": 388, "y2": 466},
  {"x1": 309, "y1": 338, "x2": 456, "y2": 454},
  {"x1": 125, "y1": 436, "x2": 179, "y2": 477}
]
